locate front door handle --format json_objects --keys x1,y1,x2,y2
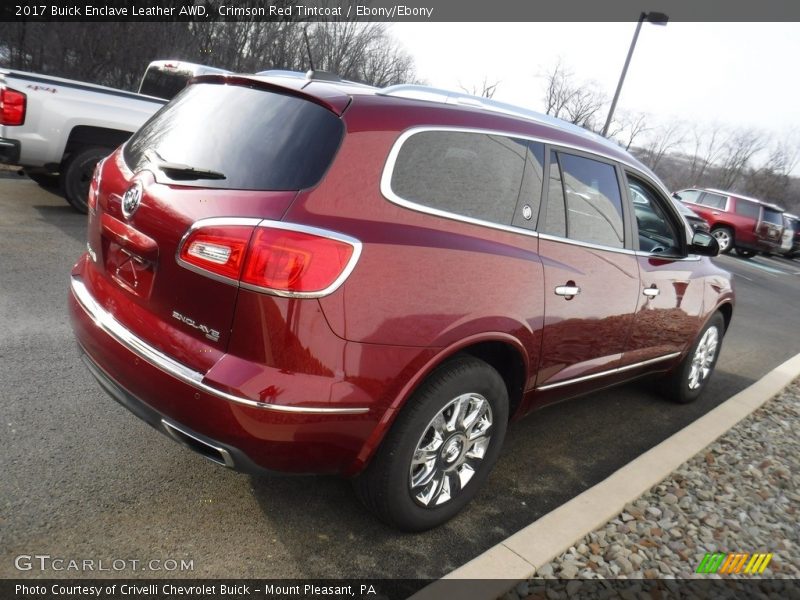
[
  {"x1": 554, "y1": 284, "x2": 581, "y2": 298},
  {"x1": 643, "y1": 286, "x2": 660, "y2": 298}
]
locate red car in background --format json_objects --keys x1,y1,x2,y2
[
  {"x1": 69, "y1": 73, "x2": 734, "y2": 530},
  {"x1": 673, "y1": 188, "x2": 784, "y2": 257}
]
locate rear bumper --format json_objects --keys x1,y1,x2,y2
[
  {"x1": 0, "y1": 137, "x2": 21, "y2": 164},
  {"x1": 68, "y1": 270, "x2": 404, "y2": 475}
]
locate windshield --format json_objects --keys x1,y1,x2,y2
[{"x1": 124, "y1": 83, "x2": 344, "y2": 190}]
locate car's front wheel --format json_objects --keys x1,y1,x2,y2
[
  {"x1": 354, "y1": 356, "x2": 508, "y2": 531},
  {"x1": 662, "y1": 312, "x2": 725, "y2": 404}
]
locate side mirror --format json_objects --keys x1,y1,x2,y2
[
  {"x1": 672, "y1": 192, "x2": 682, "y2": 200},
  {"x1": 690, "y1": 231, "x2": 719, "y2": 257}
]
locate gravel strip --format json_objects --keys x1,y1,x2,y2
[{"x1": 504, "y1": 380, "x2": 799, "y2": 596}]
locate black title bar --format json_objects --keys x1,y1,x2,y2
[{"x1": 3, "y1": 0, "x2": 800, "y2": 22}]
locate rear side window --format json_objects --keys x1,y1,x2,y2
[
  {"x1": 546, "y1": 152, "x2": 625, "y2": 248},
  {"x1": 389, "y1": 130, "x2": 533, "y2": 226},
  {"x1": 698, "y1": 192, "x2": 727, "y2": 209},
  {"x1": 734, "y1": 199, "x2": 760, "y2": 219},
  {"x1": 124, "y1": 83, "x2": 344, "y2": 190}
]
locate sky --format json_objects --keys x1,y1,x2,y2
[{"x1": 390, "y1": 22, "x2": 800, "y2": 171}]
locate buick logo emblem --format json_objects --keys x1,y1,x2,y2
[{"x1": 121, "y1": 182, "x2": 142, "y2": 219}]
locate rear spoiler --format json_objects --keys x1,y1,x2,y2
[{"x1": 189, "y1": 74, "x2": 351, "y2": 116}]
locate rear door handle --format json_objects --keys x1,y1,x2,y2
[
  {"x1": 643, "y1": 286, "x2": 660, "y2": 298},
  {"x1": 554, "y1": 285, "x2": 581, "y2": 297}
]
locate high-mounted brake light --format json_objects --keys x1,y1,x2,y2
[
  {"x1": 0, "y1": 87, "x2": 26, "y2": 126},
  {"x1": 177, "y1": 219, "x2": 361, "y2": 297}
]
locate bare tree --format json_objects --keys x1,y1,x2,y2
[
  {"x1": 743, "y1": 130, "x2": 800, "y2": 201},
  {"x1": 687, "y1": 123, "x2": 726, "y2": 183},
  {"x1": 640, "y1": 120, "x2": 686, "y2": 171},
  {"x1": 0, "y1": 21, "x2": 417, "y2": 90},
  {"x1": 539, "y1": 60, "x2": 607, "y2": 131},
  {"x1": 714, "y1": 129, "x2": 765, "y2": 190},
  {"x1": 458, "y1": 76, "x2": 499, "y2": 98}
]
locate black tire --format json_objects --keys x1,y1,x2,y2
[
  {"x1": 26, "y1": 171, "x2": 60, "y2": 189},
  {"x1": 353, "y1": 356, "x2": 509, "y2": 532},
  {"x1": 662, "y1": 312, "x2": 725, "y2": 404},
  {"x1": 60, "y1": 147, "x2": 109, "y2": 213},
  {"x1": 735, "y1": 248, "x2": 756, "y2": 259},
  {"x1": 711, "y1": 227, "x2": 734, "y2": 254}
]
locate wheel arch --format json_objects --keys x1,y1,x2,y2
[
  {"x1": 345, "y1": 332, "x2": 529, "y2": 477},
  {"x1": 62, "y1": 125, "x2": 133, "y2": 166}
]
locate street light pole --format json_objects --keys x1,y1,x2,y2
[{"x1": 601, "y1": 12, "x2": 668, "y2": 138}]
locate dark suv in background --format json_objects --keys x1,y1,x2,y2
[
  {"x1": 69, "y1": 73, "x2": 734, "y2": 530},
  {"x1": 674, "y1": 188, "x2": 784, "y2": 257}
]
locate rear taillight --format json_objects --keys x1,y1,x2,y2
[
  {"x1": 0, "y1": 87, "x2": 26, "y2": 126},
  {"x1": 177, "y1": 219, "x2": 360, "y2": 297},
  {"x1": 87, "y1": 159, "x2": 104, "y2": 213},
  {"x1": 178, "y1": 224, "x2": 254, "y2": 281}
]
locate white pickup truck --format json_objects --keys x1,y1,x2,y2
[{"x1": 0, "y1": 60, "x2": 228, "y2": 212}]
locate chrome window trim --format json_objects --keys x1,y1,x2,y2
[
  {"x1": 175, "y1": 217, "x2": 363, "y2": 299},
  {"x1": 536, "y1": 352, "x2": 682, "y2": 391},
  {"x1": 71, "y1": 276, "x2": 369, "y2": 414},
  {"x1": 380, "y1": 126, "x2": 680, "y2": 256}
]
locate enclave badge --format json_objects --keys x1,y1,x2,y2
[{"x1": 121, "y1": 181, "x2": 143, "y2": 219}]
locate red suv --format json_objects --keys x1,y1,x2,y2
[
  {"x1": 673, "y1": 188, "x2": 784, "y2": 257},
  {"x1": 69, "y1": 73, "x2": 734, "y2": 530}
]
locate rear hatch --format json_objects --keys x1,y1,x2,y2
[
  {"x1": 82, "y1": 79, "x2": 346, "y2": 371},
  {"x1": 757, "y1": 205, "x2": 784, "y2": 246}
]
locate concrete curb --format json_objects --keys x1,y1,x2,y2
[{"x1": 410, "y1": 351, "x2": 800, "y2": 600}]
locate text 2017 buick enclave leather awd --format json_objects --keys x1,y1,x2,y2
[{"x1": 69, "y1": 73, "x2": 734, "y2": 531}]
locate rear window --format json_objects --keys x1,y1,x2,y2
[
  {"x1": 138, "y1": 67, "x2": 194, "y2": 100},
  {"x1": 763, "y1": 208, "x2": 783, "y2": 225},
  {"x1": 124, "y1": 83, "x2": 344, "y2": 191}
]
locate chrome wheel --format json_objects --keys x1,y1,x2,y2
[
  {"x1": 712, "y1": 229, "x2": 732, "y2": 253},
  {"x1": 409, "y1": 393, "x2": 493, "y2": 507},
  {"x1": 688, "y1": 326, "x2": 719, "y2": 390}
]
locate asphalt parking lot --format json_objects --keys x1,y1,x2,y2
[{"x1": 2, "y1": 174, "x2": 800, "y2": 580}]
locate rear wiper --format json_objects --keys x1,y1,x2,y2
[{"x1": 144, "y1": 149, "x2": 226, "y2": 181}]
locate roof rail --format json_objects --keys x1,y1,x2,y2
[{"x1": 377, "y1": 84, "x2": 611, "y2": 146}]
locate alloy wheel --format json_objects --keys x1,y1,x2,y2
[
  {"x1": 688, "y1": 326, "x2": 719, "y2": 390},
  {"x1": 713, "y1": 229, "x2": 731, "y2": 252},
  {"x1": 409, "y1": 393, "x2": 493, "y2": 507}
]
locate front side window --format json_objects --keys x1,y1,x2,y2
[
  {"x1": 557, "y1": 152, "x2": 625, "y2": 248},
  {"x1": 675, "y1": 189, "x2": 701, "y2": 204},
  {"x1": 629, "y1": 176, "x2": 681, "y2": 255},
  {"x1": 390, "y1": 130, "x2": 532, "y2": 226}
]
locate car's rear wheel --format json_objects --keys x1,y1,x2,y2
[
  {"x1": 711, "y1": 227, "x2": 734, "y2": 254},
  {"x1": 60, "y1": 147, "x2": 109, "y2": 214},
  {"x1": 353, "y1": 356, "x2": 508, "y2": 532},
  {"x1": 735, "y1": 248, "x2": 756, "y2": 258},
  {"x1": 662, "y1": 312, "x2": 725, "y2": 404}
]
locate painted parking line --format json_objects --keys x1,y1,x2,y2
[{"x1": 716, "y1": 256, "x2": 789, "y2": 277}]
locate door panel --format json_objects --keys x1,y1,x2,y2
[
  {"x1": 624, "y1": 256, "x2": 704, "y2": 364},
  {"x1": 537, "y1": 238, "x2": 640, "y2": 387}
]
